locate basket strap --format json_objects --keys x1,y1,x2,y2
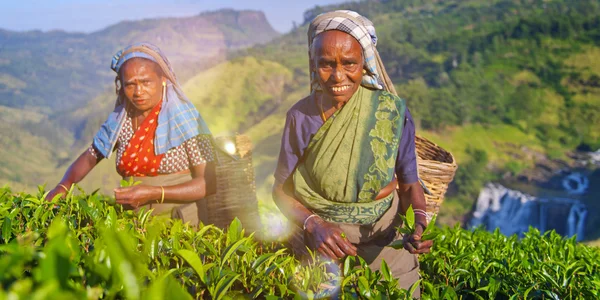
[{"x1": 418, "y1": 177, "x2": 433, "y2": 195}]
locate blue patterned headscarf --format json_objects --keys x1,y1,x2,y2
[
  {"x1": 92, "y1": 42, "x2": 212, "y2": 158},
  {"x1": 308, "y1": 10, "x2": 397, "y2": 95}
]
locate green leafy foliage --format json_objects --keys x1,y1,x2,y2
[
  {"x1": 1, "y1": 185, "x2": 599, "y2": 299},
  {"x1": 0, "y1": 186, "x2": 414, "y2": 298},
  {"x1": 390, "y1": 206, "x2": 438, "y2": 249},
  {"x1": 420, "y1": 225, "x2": 600, "y2": 299},
  {"x1": 120, "y1": 177, "x2": 142, "y2": 188}
]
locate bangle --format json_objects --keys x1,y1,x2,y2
[
  {"x1": 58, "y1": 183, "x2": 70, "y2": 192},
  {"x1": 158, "y1": 186, "x2": 165, "y2": 204},
  {"x1": 303, "y1": 214, "x2": 319, "y2": 231},
  {"x1": 413, "y1": 209, "x2": 428, "y2": 218}
]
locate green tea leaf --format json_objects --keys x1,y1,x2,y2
[
  {"x1": 227, "y1": 217, "x2": 243, "y2": 245},
  {"x1": 178, "y1": 249, "x2": 207, "y2": 284},
  {"x1": 214, "y1": 273, "x2": 241, "y2": 300},
  {"x1": 2, "y1": 217, "x2": 12, "y2": 242},
  {"x1": 441, "y1": 286, "x2": 458, "y2": 300},
  {"x1": 423, "y1": 214, "x2": 437, "y2": 235},
  {"x1": 343, "y1": 255, "x2": 355, "y2": 276},
  {"x1": 220, "y1": 239, "x2": 248, "y2": 268},
  {"x1": 408, "y1": 279, "x2": 422, "y2": 298},
  {"x1": 387, "y1": 239, "x2": 404, "y2": 250},
  {"x1": 405, "y1": 205, "x2": 415, "y2": 230},
  {"x1": 421, "y1": 231, "x2": 440, "y2": 241},
  {"x1": 380, "y1": 259, "x2": 392, "y2": 282},
  {"x1": 143, "y1": 273, "x2": 193, "y2": 300},
  {"x1": 357, "y1": 276, "x2": 371, "y2": 298}
]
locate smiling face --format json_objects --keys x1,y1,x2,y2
[
  {"x1": 311, "y1": 30, "x2": 364, "y2": 105},
  {"x1": 120, "y1": 58, "x2": 165, "y2": 113}
]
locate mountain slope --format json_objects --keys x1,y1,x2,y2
[
  {"x1": 60, "y1": 56, "x2": 295, "y2": 194},
  {"x1": 183, "y1": 56, "x2": 292, "y2": 135},
  {"x1": 0, "y1": 9, "x2": 280, "y2": 189},
  {"x1": 0, "y1": 9, "x2": 279, "y2": 112},
  {"x1": 70, "y1": 0, "x2": 600, "y2": 203},
  {"x1": 3, "y1": 0, "x2": 599, "y2": 234}
]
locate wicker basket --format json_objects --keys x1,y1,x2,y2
[
  {"x1": 204, "y1": 135, "x2": 260, "y2": 233},
  {"x1": 414, "y1": 135, "x2": 458, "y2": 216}
]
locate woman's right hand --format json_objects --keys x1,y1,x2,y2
[
  {"x1": 304, "y1": 216, "x2": 358, "y2": 260},
  {"x1": 45, "y1": 185, "x2": 67, "y2": 201}
]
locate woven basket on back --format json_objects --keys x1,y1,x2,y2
[
  {"x1": 413, "y1": 135, "x2": 458, "y2": 217},
  {"x1": 204, "y1": 135, "x2": 260, "y2": 233}
]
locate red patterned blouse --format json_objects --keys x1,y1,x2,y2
[{"x1": 88, "y1": 112, "x2": 214, "y2": 177}]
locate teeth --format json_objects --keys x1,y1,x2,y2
[{"x1": 332, "y1": 86, "x2": 349, "y2": 92}]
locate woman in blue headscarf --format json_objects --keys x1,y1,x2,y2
[{"x1": 46, "y1": 43, "x2": 215, "y2": 220}]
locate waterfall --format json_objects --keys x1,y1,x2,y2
[{"x1": 469, "y1": 183, "x2": 587, "y2": 241}]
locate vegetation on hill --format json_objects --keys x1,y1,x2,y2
[
  {"x1": 0, "y1": 9, "x2": 279, "y2": 112},
  {"x1": 0, "y1": 9, "x2": 280, "y2": 190},
  {"x1": 183, "y1": 56, "x2": 292, "y2": 135},
  {"x1": 232, "y1": 0, "x2": 600, "y2": 226}
]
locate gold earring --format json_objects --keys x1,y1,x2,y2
[
  {"x1": 363, "y1": 69, "x2": 367, "y2": 74},
  {"x1": 162, "y1": 82, "x2": 166, "y2": 87}
]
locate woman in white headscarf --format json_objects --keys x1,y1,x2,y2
[{"x1": 272, "y1": 11, "x2": 432, "y2": 296}]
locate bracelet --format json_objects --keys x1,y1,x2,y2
[
  {"x1": 158, "y1": 186, "x2": 165, "y2": 204},
  {"x1": 413, "y1": 209, "x2": 428, "y2": 218},
  {"x1": 415, "y1": 221, "x2": 428, "y2": 230},
  {"x1": 58, "y1": 183, "x2": 70, "y2": 192},
  {"x1": 303, "y1": 214, "x2": 319, "y2": 231}
]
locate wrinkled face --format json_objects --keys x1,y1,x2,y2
[
  {"x1": 312, "y1": 30, "x2": 364, "y2": 104},
  {"x1": 120, "y1": 58, "x2": 165, "y2": 112}
]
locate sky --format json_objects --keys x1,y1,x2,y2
[{"x1": 0, "y1": 0, "x2": 351, "y2": 34}]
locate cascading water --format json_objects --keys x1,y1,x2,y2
[{"x1": 469, "y1": 182, "x2": 588, "y2": 241}]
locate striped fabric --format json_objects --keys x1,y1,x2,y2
[
  {"x1": 92, "y1": 43, "x2": 212, "y2": 158},
  {"x1": 308, "y1": 10, "x2": 383, "y2": 92},
  {"x1": 111, "y1": 51, "x2": 157, "y2": 73}
]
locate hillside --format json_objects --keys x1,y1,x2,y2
[
  {"x1": 0, "y1": 9, "x2": 279, "y2": 112},
  {"x1": 0, "y1": 9, "x2": 280, "y2": 190},
  {"x1": 50, "y1": 56, "x2": 295, "y2": 194},
  {"x1": 230, "y1": 0, "x2": 600, "y2": 199},
  {"x1": 227, "y1": 0, "x2": 600, "y2": 231},
  {"x1": 0, "y1": 105, "x2": 73, "y2": 185}
]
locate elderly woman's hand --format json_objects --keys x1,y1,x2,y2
[
  {"x1": 114, "y1": 185, "x2": 158, "y2": 209},
  {"x1": 304, "y1": 215, "x2": 358, "y2": 260},
  {"x1": 45, "y1": 185, "x2": 67, "y2": 201},
  {"x1": 403, "y1": 221, "x2": 434, "y2": 254}
]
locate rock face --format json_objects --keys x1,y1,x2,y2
[
  {"x1": 469, "y1": 183, "x2": 587, "y2": 241},
  {"x1": 588, "y1": 149, "x2": 600, "y2": 166},
  {"x1": 562, "y1": 172, "x2": 589, "y2": 195}
]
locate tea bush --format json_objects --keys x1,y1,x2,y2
[
  {"x1": 0, "y1": 185, "x2": 598, "y2": 299},
  {"x1": 421, "y1": 226, "x2": 600, "y2": 299}
]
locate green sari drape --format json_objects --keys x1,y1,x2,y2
[{"x1": 293, "y1": 86, "x2": 406, "y2": 224}]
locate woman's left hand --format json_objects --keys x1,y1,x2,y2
[
  {"x1": 114, "y1": 185, "x2": 158, "y2": 209},
  {"x1": 403, "y1": 222, "x2": 434, "y2": 254}
]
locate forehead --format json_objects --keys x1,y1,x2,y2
[
  {"x1": 120, "y1": 58, "x2": 160, "y2": 77},
  {"x1": 313, "y1": 30, "x2": 363, "y2": 58}
]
